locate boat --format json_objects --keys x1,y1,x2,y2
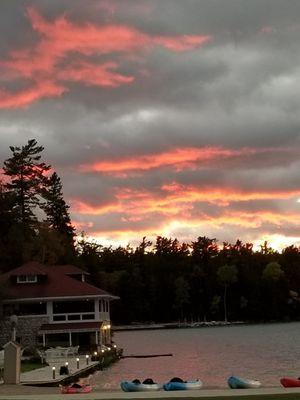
[
  {"x1": 60, "y1": 384, "x2": 93, "y2": 394},
  {"x1": 120, "y1": 379, "x2": 161, "y2": 392},
  {"x1": 163, "y1": 379, "x2": 203, "y2": 391},
  {"x1": 280, "y1": 377, "x2": 300, "y2": 388},
  {"x1": 227, "y1": 376, "x2": 262, "y2": 389}
]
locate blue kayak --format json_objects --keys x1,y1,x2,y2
[
  {"x1": 228, "y1": 376, "x2": 262, "y2": 389},
  {"x1": 163, "y1": 380, "x2": 203, "y2": 391},
  {"x1": 120, "y1": 381, "x2": 161, "y2": 392}
]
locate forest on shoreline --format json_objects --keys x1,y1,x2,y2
[{"x1": 1, "y1": 140, "x2": 300, "y2": 324}]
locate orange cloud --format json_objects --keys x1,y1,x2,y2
[
  {"x1": 79, "y1": 146, "x2": 285, "y2": 174},
  {"x1": 71, "y1": 200, "x2": 121, "y2": 215},
  {"x1": 58, "y1": 61, "x2": 134, "y2": 87},
  {"x1": 0, "y1": 80, "x2": 66, "y2": 109},
  {"x1": 71, "y1": 186, "x2": 300, "y2": 249},
  {"x1": 71, "y1": 184, "x2": 300, "y2": 219},
  {"x1": 0, "y1": 7, "x2": 211, "y2": 108},
  {"x1": 161, "y1": 183, "x2": 300, "y2": 205}
]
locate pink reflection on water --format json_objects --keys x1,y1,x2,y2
[{"x1": 91, "y1": 322, "x2": 300, "y2": 390}]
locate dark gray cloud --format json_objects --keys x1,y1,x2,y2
[{"x1": 1, "y1": 0, "x2": 300, "y2": 249}]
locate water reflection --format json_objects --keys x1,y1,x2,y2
[{"x1": 91, "y1": 322, "x2": 300, "y2": 389}]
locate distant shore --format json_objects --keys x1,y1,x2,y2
[{"x1": 113, "y1": 320, "x2": 245, "y2": 331}]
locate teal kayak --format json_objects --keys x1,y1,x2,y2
[
  {"x1": 228, "y1": 376, "x2": 262, "y2": 389},
  {"x1": 163, "y1": 380, "x2": 203, "y2": 390},
  {"x1": 120, "y1": 381, "x2": 161, "y2": 392}
]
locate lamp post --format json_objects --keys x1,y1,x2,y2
[
  {"x1": 10, "y1": 315, "x2": 18, "y2": 342},
  {"x1": 76, "y1": 358, "x2": 79, "y2": 369},
  {"x1": 52, "y1": 366, "x2": 56, "y2": 379},
  {"x1": 86, "y1": 354, "x2": 89, "y2": 365}
]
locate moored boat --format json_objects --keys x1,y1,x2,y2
[
  {"x1": 228, "y1": 376, "x2": 262, "y2": 389},
  {"x1": 120, "y1": 379, "x2": 161, "y2": 392},
  {"x1": 163, "y1": 379, "x2": 203, "y2": 391},
  {"x1": 60, "y1": 384, "x2": 93, "y2": 394},
  {"x1": 280, "y1": 377, "x2": 300, "y2": 388}
]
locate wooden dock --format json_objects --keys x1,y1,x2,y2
[{"x1": 21, "y1": 356, "x2": 100, "y2": 386}]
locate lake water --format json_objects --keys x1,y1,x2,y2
[{"x1": 91, "y1": 322, "x2": 300, "y2": 389}]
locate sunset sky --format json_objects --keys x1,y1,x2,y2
[{"x1": 1, "y1": 0, "x2": 300, "y2": 250}]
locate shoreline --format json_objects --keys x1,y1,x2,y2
[
  {"x1": 113, "y1": 320, "x2": 300, "y2": 332},
  {"x1": 113, "y1": 321, "x2": 244, "y2": 331}
]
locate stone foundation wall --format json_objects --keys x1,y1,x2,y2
[{"x1": 0, "y1": 316, "x2": 49, "y2": 348}]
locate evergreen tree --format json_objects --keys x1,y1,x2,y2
[
  {"x1": 41, "y1": 172, "x2": 75, "y2": 262},
  {"x1": 42, "y1": 172, "x2": 74, "y2": 237},
  {"x1": 3, "y1": 139, "x2": 50, "y2": 227},
  {"x1": 0, "y1": 182, "x2": 20, "y2": 270}
]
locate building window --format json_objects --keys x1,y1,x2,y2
[
  {"x1": 67, "y1": 314, "x2": 81, "y2": 321},
  {"x1": 99, "y1": 300, "x2": 104, "y2": 312},
  {"x1": 53, "y1": 300, "x2": 94, "y2": 314},
  {"x1": 82, "y1": 314, "x2": 95, "y2": 320},
  {"x1": 3, "y1": 302, "x2": 46, "y2": 316},
  {"x1": 17, "y1": 275, "x2": 38, "y2": 283},
  {"x1": 99, "y1": 300, "x2": 109, "y2": 312},
  {"x1": 53, "y1": 315, "x2": 66, "y2": 321}
]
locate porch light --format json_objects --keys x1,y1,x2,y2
[
  {"x1": 113, "y1": 344, "x2": 117, "y2": 348},
  {"x1": 76, "y1": 358, "x2": 80, "y2": 369},
  {"x1": 52, "y1": 366, "x2": 56, "y2": 379},
  {"x1": 94, "y1": 351, "x2": 97, "y2": 356},
  {"x1": 107, "y1": 347, "x2": 111, "y2": 351},
  {"x1": 65, "y1": 362, "x2": 68, "y2": 366},
  {"x1": 86, "y1": 354, "x2": 89, "y2": 365},
  {"x1": 101, "y1": 349, "x2": 105, "y2": 353}
]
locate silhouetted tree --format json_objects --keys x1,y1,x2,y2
[
  {"x1": 41, "y1": 172, "x2": 75, "y2": 262},
  {"x1": 3, "y1": 139, "x2": 50, "y2": 227},
  {"x1": 217, "y1": 264, "x2": 238, "y2": 322}
]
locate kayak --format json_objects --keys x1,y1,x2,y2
[
  {"x1": 281, "y1": 378, "x2": 300, "y2": 388},
  {"x1": 120, "y1": 381, "x2": 161, "y2": 392},
  {"x1": 228, "y1": 376, "x2": 262, "y2": 389},
  {"x1": 163, "y1": 380, "x2": 203, "y2": 391},
  {"x1": 60, "y1": 384, "x2": 93, "y2": 394}
]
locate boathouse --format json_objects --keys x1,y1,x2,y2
[{"x1": 0, "y1": 262, "x2": 119, "y2": 350}]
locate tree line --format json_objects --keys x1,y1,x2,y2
[{"x1": 1, "y1": 140, "x2": 300, "y2": 324}]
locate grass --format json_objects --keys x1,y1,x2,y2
[{"x1": 21, "y1": 361, "x2": 45, "y2": 373}]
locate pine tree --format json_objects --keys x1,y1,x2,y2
[
  {"x1": 0, "y1": 182, "x2": 19, "y2": 270},
  {"x1": 3, "y1": 139, "x2": 50, "y2": 226},
  {"x1": 42, "y1": 172, "x2": 74, "y2": 237},
  {"x1": 41, "y1": 172, "x2": 75, "y2": 262}
]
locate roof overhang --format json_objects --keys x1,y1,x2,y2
[
  {"x1": 39, "y1": 322, "x2": 103, "y2": 334},
  {"x1": 3, "y1": 294, "x2": 119, "y2": 303}
]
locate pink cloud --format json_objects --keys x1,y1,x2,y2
[
  {"x1": 79, "y1": 146, "x2": 285, "y2": 174},
  {"x1": 0, "y1": 7, "x2": 212, "y2": 108},
  {"x1": 58, "y1": 61, "x2": 134, "y2": 87},
  {"x1": 0, "y1": 80, "x2": 66, "y2": 109}
]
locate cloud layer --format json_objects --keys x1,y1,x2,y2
[{"x1": 1, "y1": 0, "x2": 300, "y2": 250}]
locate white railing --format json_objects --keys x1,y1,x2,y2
[
  {"x1": 44, "y1": 346, "x2": 79, "y2": 361},
  {"x1": 52, "y1": 312, "x2": 95, "y2": 322}
]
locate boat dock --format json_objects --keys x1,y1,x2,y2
[{"x1": 20, "y1": 355, "x2": 100, "y2": 386}]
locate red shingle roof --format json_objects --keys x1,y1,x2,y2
[
  {"x1": 9, "y1": 261, "x2": 47, "y2": 276},
  {"x1": 1, "y1": 263, "x2": 117, "y2": 300},
  {"x1": 51, "y1": 265, "x2": 90, "y2": 275}
]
